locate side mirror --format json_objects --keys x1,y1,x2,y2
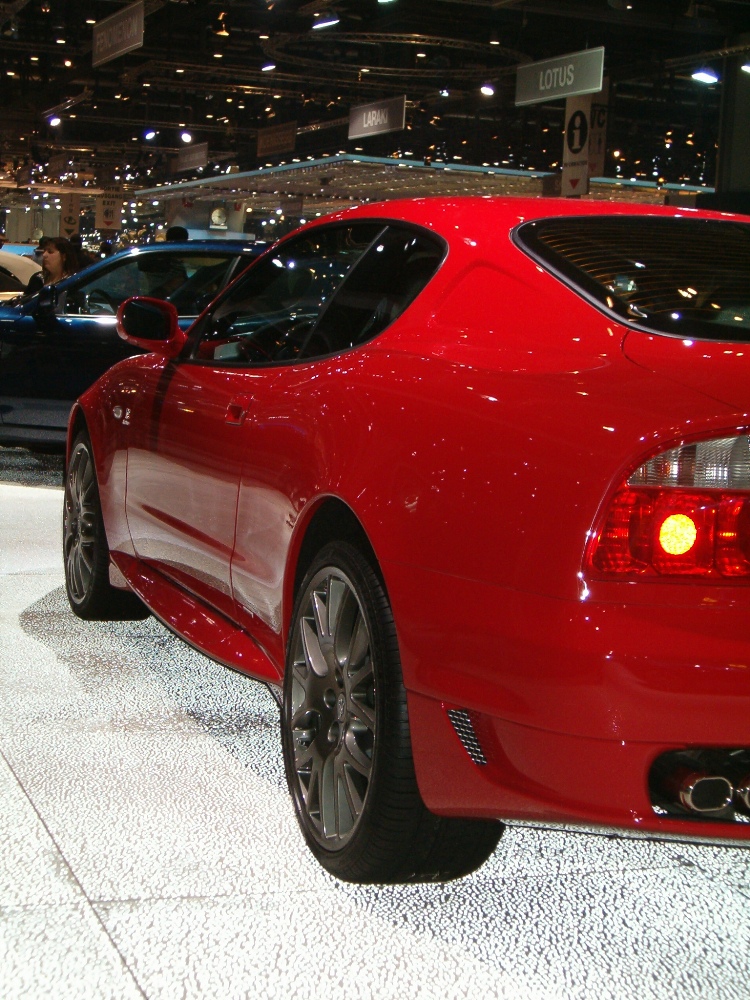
[
  {"x1": 35, "y1": 284, "x2": 58, "y2": 317},
  {"x1": 116, "y1": 296, "x2": 187, "y2": 357}
]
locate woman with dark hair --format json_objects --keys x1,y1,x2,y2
[
  {"x1": 26, "y1": 236, "x2": 78, "y2": 293},
  {"x1": 41, "y1": 237, "x2": 78, "y2": 284}
]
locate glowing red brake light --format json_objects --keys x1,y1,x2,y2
[
  {"x1": 587, "y1": 434, "x2": 750, "y2": 580},
  {"x1": 588, "y1": 488, "x2": 750, "y2": 578}
]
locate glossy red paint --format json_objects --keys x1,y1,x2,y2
[{"x1": 70, "y1": 197, "x2": 750, "y2": 842}]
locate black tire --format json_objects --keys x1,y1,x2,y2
[
  {"x1": 281, "y1": 541, "x2": 502, "y2": 884},
  {"x1": 63, "y1": 433, "x2": 149, "y2": 621}
]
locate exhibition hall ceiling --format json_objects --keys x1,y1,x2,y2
[{"x1": 1, "y1": 0, "x2": 749, "y2": 196}]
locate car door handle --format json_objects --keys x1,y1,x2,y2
[{"x1": 225, "y1": 395, "x2": 251, "y2": 425}]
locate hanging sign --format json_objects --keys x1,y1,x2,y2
[
  {"x1": 95, "y1": 189, "x2": 123, "y2": 230},
  {"x1": 92, "y1": 1, "x2": 144, "y2": 67},
  {"x1": 562, "y1": 94, "x2": 592, "y2": 197},
  {"x1": 59, "y1": 192, "x2": 81, "y2": 238},
  {"x1": 348, "y1": 96, "x2": 406, "y2": 140},
  {"x1": 256, "y1": 123, "x2": 298, "y2": 158},
  {"x1": 173, "y1": 142, "x2": 209, "y2": 174},
  {"x1": 515, "y1": 47, "x2": 604, "y2": 107}
]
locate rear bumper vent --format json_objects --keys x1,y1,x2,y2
[{"x1": 447, "y1": 709, "x2": 487, "y2": 766}]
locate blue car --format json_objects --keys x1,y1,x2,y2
[{"x1": 0, "y1": 240, "x2": 262, "y2": 446}]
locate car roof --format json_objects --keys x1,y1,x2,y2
[
  {"x1": 311, "y1": 195, "x2": 750, "y2": 234},
  {"x1": 0, "y1": 249, "x2": 41, "y2": 281}
]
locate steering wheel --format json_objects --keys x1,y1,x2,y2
[{"x1": 86, "y1": 289, "x2": 117, "y2": 315}]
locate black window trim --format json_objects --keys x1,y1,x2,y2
[{"x1": 512, "y1": 215, "x2": 750, "y2": 344}]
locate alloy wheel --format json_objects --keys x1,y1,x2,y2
[
  {"x1": 288, "y1": 566, "x2": 377, "y2": 849},
  {"x1": 63, "y1": 442, "x2": 98, "y2": 606}
]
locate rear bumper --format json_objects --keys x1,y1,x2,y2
[
  {"x1": 387, "y1": 561, "x2": 750, "y2": 839},
  {"x1": 407, "y1": 690, "x2": 750, "y2": 840}
]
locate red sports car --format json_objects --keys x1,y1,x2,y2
[{"x1": 64, "y1": 197, "x2": 750, "y2": 883}]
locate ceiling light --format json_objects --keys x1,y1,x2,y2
[
  {"x1": 439, "y1": 88, "x2": 449, "y2": 97},
  {"x1": 144, "y1": 130, "x2": 157, "y2": 140},
  {"x1": 213, "y1": 12, "x2": 230, "y2": 37},
  {"x1": 181, "y1": 131, "x2": 193, "y2": 143},
  {"x1": 692, "y1": 67, "x2": 719, "y2": 84},
  {"x1": 49, "y1": 116, "x2": 61, "y2": 126},
  {"x1": 213, "y1": 52, "x2": 223, "y2": 58},
  {"x1": 480, "y1": 82, "x2": 495, "y2": 96},
  {"x1": 313, "y1": 16, "x2": 340, "y2": 29},
  {"x1": 742, "y1": 62, "x2": 750, "y2": 74},
  {"x1": 262, "y1": 62, "x2": 276, "y2": 71}
]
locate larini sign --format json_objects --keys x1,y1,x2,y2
[
  {"x1": 348, "y1": 96, "x2": 406, "y2": 140},
  {"x1": 515, "y1": 47, "x2": 604, "y2": 106}
]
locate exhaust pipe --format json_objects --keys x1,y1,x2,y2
[{"x1": 670, "y1": 769, "x2": 734, "y2": 814}]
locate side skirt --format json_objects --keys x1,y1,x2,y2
[{"x1": 110, "y1": 551, "x2": 283, "y2": 684}]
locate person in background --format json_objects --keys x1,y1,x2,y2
[
  {"x1": 32, "y1": 235, "x2": 49, "y2": 264},
  {"x1": 26, "y1": 236, "x2": 78, "y2": 294},
  {"x1": 69, "y1": 234, "x2": 96, "y2": 269},
  {"x1": 165, "y1": 225, "x2": 189, "y2": 242}
]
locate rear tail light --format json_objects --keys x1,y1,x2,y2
[{"x1": 587, "y1": 434, "x2": 750, "y2": 579}]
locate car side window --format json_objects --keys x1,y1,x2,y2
[
  {"x1": 308, "y1": 225, "x2": 445, "y2": 357},
  {"x1": 63, "y1": 253, "x2": 240, "y2": 318},
  {"x1": 191, "y1": 224, "x2": 384, "y2": 364}
]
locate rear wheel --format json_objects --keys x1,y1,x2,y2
[
  {"x1": 281, "y1": 541, "x2": 502, "y2": 883},
  {"x1": 63, "y1": 433, "x2": 148, "y2": 621}
]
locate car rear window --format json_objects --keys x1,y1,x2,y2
[{"x1": 515, "y1": 216, "x2": 750, "y2": 342}]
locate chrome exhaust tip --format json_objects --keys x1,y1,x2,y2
[{"x1": 676, "y1": 770, "x2": 734, "y2": 814}]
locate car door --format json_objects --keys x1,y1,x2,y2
[
  {"x1": 124, "y1": 223, "x2": 384, "y2": 640},
  {"x1": 0, "y1": 248, "x2": 246, "y2": 436}
]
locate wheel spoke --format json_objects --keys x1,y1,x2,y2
[
  {"x1": 302, "y1": 748, "x2": 324, "y2": 825},
  {"x1": 341, "y1": 761, "x2": 365, "y2": 817},
  {"x1": 340, "y1": 733, "x2": 372, "y2": 778},
  {"x1": 301, "y1": 616, "x2": 329, "y2": 678},
  {"x1": 346, "y1": 658, "x2": 373, "y2": 696},
  {"x1": 311, "y1": 589, "x2": 328, "y2": 640},
  {"x1": 345, "y1": 610, "x2": 370, "y2": 671},
  {"x1": 348, "y1": 694, "x2": 375, "y2": 733},
  {"x1": 78, "y1": 543, "x2": 94, "y2": 575},
  {"x1": 70, "y1": 547, "x2": 85, "y2": 600},
  {"x1": 331, "y1": 757, "x2": 356, "y2": 839},
  {"x1": 332, "y1": 752, "x2": 362, "y2": 837},
  {"x1": 319, "y1": 754, "x2": 336, "y2": 838},
  {"x1": 326, "y1": 578, "x2": 347, "y2": 638}
]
